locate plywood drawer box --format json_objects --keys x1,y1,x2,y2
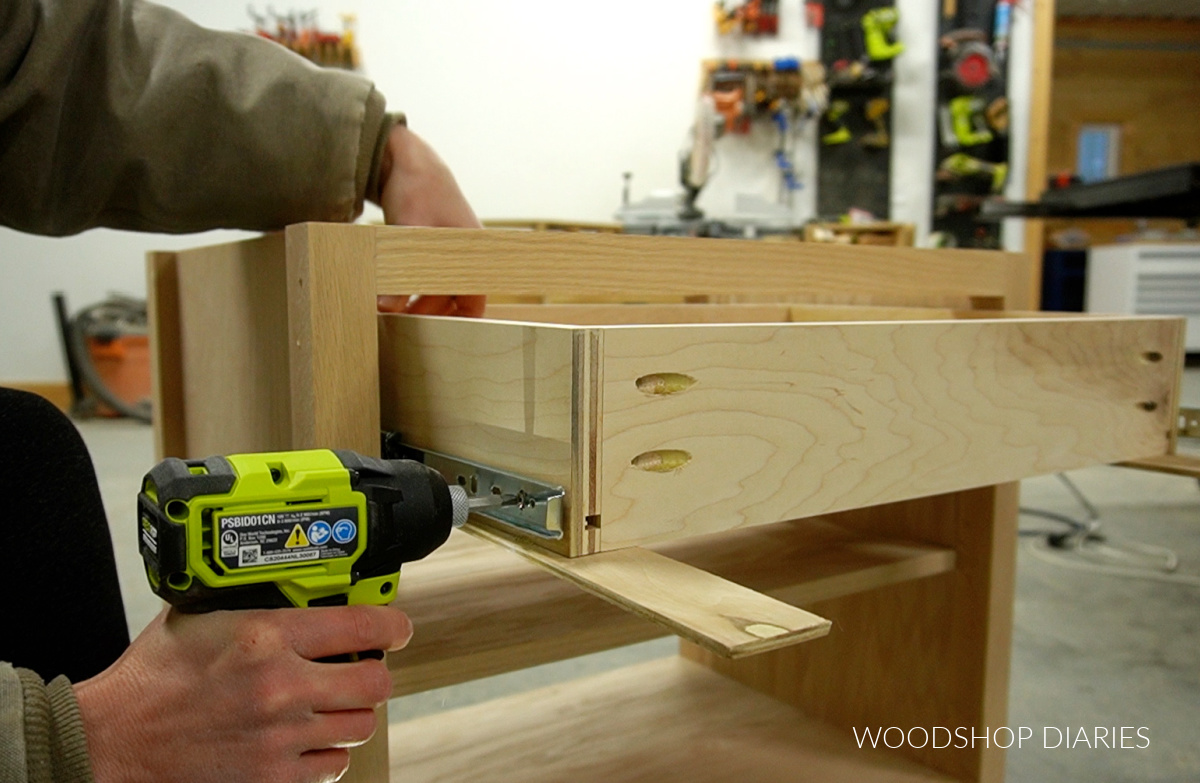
[{"x1": 380, "y1": 303, "x2": 1182, "y2": 558}]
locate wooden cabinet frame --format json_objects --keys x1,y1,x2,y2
[{"x1": 148, "y1": 224, "x2": 1188, "y2": 782}]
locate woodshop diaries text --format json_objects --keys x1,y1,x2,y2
[{"x1": 852, "y1": 726, "x2": 1151, "y2": 750}]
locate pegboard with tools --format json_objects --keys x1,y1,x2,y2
[
  {"x1": 815, "y1": 0, "x2": 905, "y2": 221},
  {"x1": 694, "y1": 58, "x2": 828, "y2": 209},
  {"x1": 714, "y1": 0, "x2": 782, "y2": 36},
  {"x1": 247, "y1": 7, "x2": 361, "y2": 70},
  {"x1": 930, "y1": 0, "x2": 1014, "y2": 248}
]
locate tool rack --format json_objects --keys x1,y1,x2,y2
[{"x1": 149, "y1": 225, "x2": 1197, "y2": 782}]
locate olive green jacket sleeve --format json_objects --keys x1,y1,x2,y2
[
  {"x1": 1, "y1": 663, "x2": 94, "y2": 783},
  {"x1": 0, "y1": 0, "x2": 394, "y2": 236}
]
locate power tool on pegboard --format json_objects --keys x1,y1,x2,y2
[
  {"x1": 860, "y1": 6, "x2": 904, "y2": 61},
  {"x1": 714, "y1": 0, "x2": 780, "y2": 36},
  {"x1": 939, "y1": 29, "x2": 996, "y2": 91},
  {"x1": 816, "y1": 1, "x2": 902, "y2": 222},
  {"x1": 939, "y1": 95, "x2": 993, "y2": 149},
  {"x1": 137, "y1": 448, "x2": 555, "y2": 612},
  {"x1": 929, "y1": 0, "x2": 1015, "y2": 250}
]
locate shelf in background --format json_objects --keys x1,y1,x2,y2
[
  {"x1": 392, "y1": 657, "x2": 954, "y2": 782},
  {"x1": 389, "y1": 517, "x2": 955, "y2": 696}
]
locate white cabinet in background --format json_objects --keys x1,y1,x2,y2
[{"x1": 1087, "y1": 243, "x2": 1200, "y2": 351}]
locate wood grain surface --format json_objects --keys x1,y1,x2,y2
[
  {"x1": 598, "y1": 315, "x2": 1181, "y2": 549},
  {"x1": 465, "y1": 525, "x2": 832, "y2": 659},
  {"x1": 175, "y1": 233, "x2": 293, "y2": 457},
  {"x1": 285, "y1": 224, "x2": 380, "y2": 454},
  {"x1": 1120, "y1": 453, "x2": 1200, "y2": 480},
  {"x1": 146, "y1": 251, "x2": 186, "y2": 459},
  {"x1": 370, "y1": 226, "x2": 1031, "y2": 308},
  {"x1": 390, "y1": 519, "x2": 953, "y2": 696},
  {"x1": 392, "y1": 657, "x2": 955, "y2": 782},
  {"x1": 378, "y1": 313, "x2": 588, "y2": 555},
  {"x1": 684, "y1": 484, "x2": 1021, "y2": 783}
]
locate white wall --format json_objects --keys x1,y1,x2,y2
[
  {"x1": 1002, "y1": 0, "x2": 1035, "y2": 253},
  {"x1": 1, "y1": 0, "x2": 1031, "y2": 383}
]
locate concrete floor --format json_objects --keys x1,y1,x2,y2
[{"x1": 79, "y1": 369, "x2": 1200, "y2": 782}]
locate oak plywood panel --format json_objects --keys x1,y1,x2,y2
[
  {"x1": 284, "y1": 224, "x2": 380, "y2": 455},
  {"x1": 598, "y1": 316, "x2": 1181, "y2": 549},
  {"x1": 483, "y1": 302, "x2": 796, "y2": 325},
  {"x1": 147, "y1": 251, "x2": 186, "y2": 460},
  {"x1": 466, "y1": 525, "x2": 832, "y2": 659},
  {"x1": 393, "y1": 658, "x2": 956, "y2": 783},
  {"x1": 390, "y1": 520, "x2": 953, "y2": 695},
  {"x1": 684, "y1": 484, "x2": 1020, "y2": 783},
  {"x1": 370, "y1": 227, "x2": 1032, "y2": 309},
  {"x1": 175, "y1": 233, "x2": 292, "y2": 458}
]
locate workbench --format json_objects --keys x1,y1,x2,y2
[{"x1": 148, "y1": 225, "x2": 1192, "y2": 782}]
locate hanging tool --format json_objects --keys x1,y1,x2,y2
[
  {"x1": 938, "y1": 153, "x2": 1008, "y2": 193},
  {"x1": 985, "y1": 96, "x2": 1009, "y2": 134},
  {"x1": 711, "y1": 69, "x2": 751, "y2": 134},
  {"x1": 138, "y1": 448, "x2": 561, "y2": 612},
  {"x1": 861, "y1": 97, "x2": 890, "y2": 149},
  {"x1": 861, "y1": 7, "x2": 904, "y2": 62},
  {"x1": 799, "y1": 60, "x2": 830, "y2": 119},
  {"x1": 824, "y1": 20, "x2": 866, "y2": 82},
  {"x1": 680, "y1": 93, "x2": 720, "y2": 220},
  {"x1": 939, "y1": 95, "x2": 993, "y2": 148},
  {"x1": 821, "y1": 99, "x2": 852, "y2": 145},
  {"x1": 805, "y1": 1, "x2": 824, "y2": 29},
  {"x1": 940, "y1": 29, "x2": 995, "y2": 90},
  {"x1": 714, "y1": 0, "x2": 779, "y2": 36},
  {"x1": 772, "y1": 108, "x2": 802, "y2": 195}
]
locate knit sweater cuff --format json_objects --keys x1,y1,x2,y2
[
  {"x1": 16, "y1": 669, "x2": 95, "y2": 783},
  {"x1": 361, "y1": 92, "x2": 404, "y2": 207}
]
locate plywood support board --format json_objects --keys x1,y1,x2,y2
[
  {"x1": 1120, "y1": 453, "x2": 1200, "y2": 480},
  {"x1": 390, "y1": 519, "x2": 953, "y2": 696},
  {"x1": 465, "y1": 524, "x2": 832, "y2": 659}
]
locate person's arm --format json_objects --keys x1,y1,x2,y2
[
  {"x1": 72, "y1": 605, "x2": 413, "y2": 783},
  {"x1": 373, "y1": 123, "x2": 486, "y2": 317},
  {"x1": 1, "y1": 0, "x2": 484, "y2": 314},
  {"x1": 0, "y1": 0, "x2": 389, "y2": 236}
]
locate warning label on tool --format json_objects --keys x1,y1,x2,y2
[{"x1": 215, "y1": 507, "x2": 359, "y2": 571}]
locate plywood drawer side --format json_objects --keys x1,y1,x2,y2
[
  {"x1": 379, "y1": 311, "x2": 1184, "y2": 555},
  {"x1": 599, "y1": 316, "x2": 1181, "y2": 549}
]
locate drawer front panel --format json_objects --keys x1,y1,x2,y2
[{"x1": 598, "y1": 316, "x2": 1181, "y2": 549}]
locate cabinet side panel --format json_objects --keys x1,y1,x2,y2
[
  {"x1": 683, "y1": 484, "x2": 1019, "y2": 783},
  {"x1": 599, "y1": 317, "x2": 1180, "y2": 549},
  {"x1": 147, "y1": 251, "x2": 186, "y2": 460},
  {"x1": 285, "y1": 224, "x2": 379, "y2": 454},
  {"x1": 176, "y1": 234, "x2": 292, "y2": 457}
]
